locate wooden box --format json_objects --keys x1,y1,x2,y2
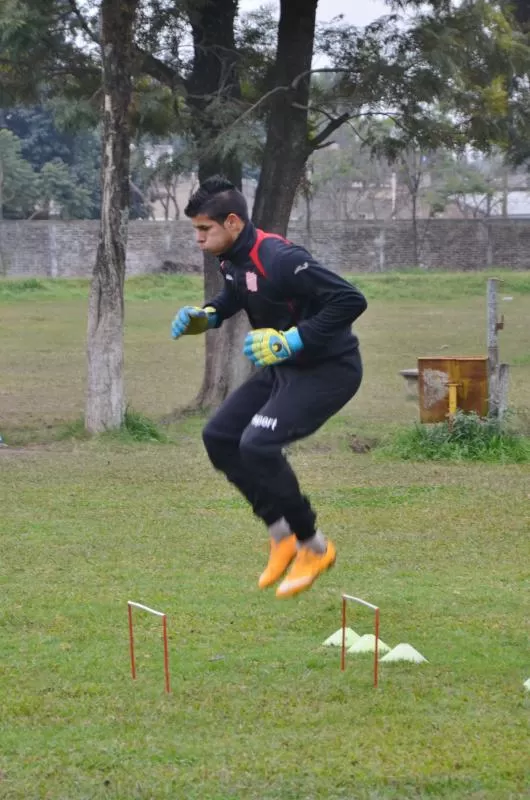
[{"x1": 418, "y1": 357, "x2": 489, "y2": 423}]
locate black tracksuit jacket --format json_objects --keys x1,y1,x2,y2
[{"x1": 206, "y1": 222, "x2": 367, "y2": 365}]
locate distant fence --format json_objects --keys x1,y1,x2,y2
[{"x1": 1, "y1": 218, "x2": 530, "y2": 277}]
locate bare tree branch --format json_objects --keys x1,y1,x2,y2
[
  {"x1": 200, "y1": 67, "x2": 355, "y2": 155},
  {"x1": 134, "y1": 46, "x2": 185, "y2": 91},
  {"x1": 291, "y1": 67, "x2": 352, "y2": 90},
  {"x1": 314, "y1": 140, "x2": 340, "y2": 150},
  {"x1": 67, "y1": 0, "x2": 99, "y2": 44},
  {"x1": 344, "y1": 118, "x2": 371, "y2": 144},
  {"x1": 293, "y1": 101, "x2": 347, "y2": 126},
  {"x1": 310, "y1": 111, "x2": 351, "y2": 148},
  {"x1": 132, "y1": 51, "x2": 357, "y2": 163}
]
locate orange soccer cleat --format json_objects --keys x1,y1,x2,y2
[
  {"x1": 258, "y1": 534, "x2": 297, "y2": 589},
  {"x1": 275, "y1": 540, "x2": 336, "y2": 598}
]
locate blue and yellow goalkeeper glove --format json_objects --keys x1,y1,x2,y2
[
  {"x1": 171, "y1": 306, "x2": 217, "y2": 339},
  {"x1": 243, "y1": 327, "x2": 303, "y2": 367}
]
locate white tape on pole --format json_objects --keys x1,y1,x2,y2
[
  {"x1": 342, "y1": 594, "x2": 379, "y2": 611},
  {"x1": 128, "y1": 601, "x2": 166, "y2": 617}
]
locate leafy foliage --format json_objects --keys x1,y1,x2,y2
[
  {"x1": 235, "y1": 4, "x2": 278, "y2": 105},
  {"x1": 0, "y1": 124, "x2": 98, "y2": 219},
  {"x1": 2, "y1": 106, "x2": 74, "y2": 169},
  {"x1": 0, "y1": 128, "x2": 37, "y2": 218},
  {"x1": 1, "y1": 106, "x2": 102, "y2": 218},
  {"x1": 38, "y1": 158, "x2": 93, "y2": 218},
  {"x1": 314, "y1": 2, "x2": 530, "y2": 162},
  {"x1": 0, "y1": 0, "x2": 99, "y2": 105}
]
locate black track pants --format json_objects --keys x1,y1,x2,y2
[{"x1": 202, "y1": 352, "x2": 362, "y2": 541}]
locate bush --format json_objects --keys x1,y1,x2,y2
[
  {"x1": 121, "y1": 408, "x2": 167, "y2": 442},
  {"x1": 382, "y1": 410, "x2": 529, "y2": 463},
  {"x1": 96, "y1": 408, "x2": 168, "y2": 444}
]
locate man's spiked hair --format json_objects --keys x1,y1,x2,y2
[{"x1": 184, "y1": 176, "x2": 249, "y2": 223}]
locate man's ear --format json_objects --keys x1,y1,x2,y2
[
  {"x1": 225, "y1": 212, "x2": 246, "y2": 232},
  {"x1": 225, "y1": 213, "x2": 239, "y2": 229}
]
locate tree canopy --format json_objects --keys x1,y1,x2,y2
[{"x1": 3, "y1": 1, "x2": 530, "y2": 198}]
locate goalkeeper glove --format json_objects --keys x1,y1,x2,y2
[
  {"x1": 171, "y1": 306, "x2": 217, "y2": 339},
  {"x1": 243, "y1": 327, "x2": 303, "y2": 367}
]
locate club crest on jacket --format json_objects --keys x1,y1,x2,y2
[{"x1": 245, "y1": 271, "x2": 258, "y2": 292}]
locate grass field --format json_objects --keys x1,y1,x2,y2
[{"x1": 0, "y1": 272, "x2": 529, "y2": 799}]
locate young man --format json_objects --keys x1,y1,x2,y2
[{"x1": 171, "y1": 176, "x2": 367, "y2": 598}]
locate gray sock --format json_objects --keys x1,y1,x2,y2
[
  {"x1": 299, "y1": 529, "x2": 327, "y2": 554},
  {"x1": 268, "y1": 517, "x2": 292, "y2": 542}
]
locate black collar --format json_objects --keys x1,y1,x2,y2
[{"x1": 220, "y1": 221, "x2": 257, "y2": 267}]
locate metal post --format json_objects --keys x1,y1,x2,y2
[
  {"x1": 162, "y1": 615, "x2": 171, "y2": 694},
  {"x1": 341, "y1": 594, "x2": 381, "y2": 687},
  {"x1": 487, "y1": 278, "x2": 500, "y2": 417},
  {"x1": 128, "y1": 602, "x2": 136, "y2": 680},
  {"x1": 127, "y1": 601, "x2": 171, "y2": 694}
]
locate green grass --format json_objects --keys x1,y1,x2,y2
[
  {"x1": 0, "y1": 272, "x2": 529, "y2": 799},
  {"x1": 352, "y1": 269, "x2": 530, "y2": 302},
  {"x1": 2, "y1": 269, "x2": 530, "y2": 305}
]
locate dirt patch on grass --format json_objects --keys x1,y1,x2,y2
[{"x1": 349, "y1": 435, "x2": 378, "y2": 453}]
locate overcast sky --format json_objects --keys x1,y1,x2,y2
[{"x1": 239, "y1": 0, "x2": 391, "y2": 27}]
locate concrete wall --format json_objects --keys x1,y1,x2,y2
[{"x1": 2, "y1": 218, "x2": 530, "y2": 278}]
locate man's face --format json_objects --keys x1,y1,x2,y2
[{"x1": 191, "y1": 214, "x2": 241, "y2": 256}]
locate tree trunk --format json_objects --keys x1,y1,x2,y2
[
  {"x1": 185, "y1": 0, "x2": 249, "y2": 411},
  {"x1": 0, "y1": 167, "x2": 5, "y2": 274},
  {"x1": 85, "y1": 0, "x2": 138, "y2": 433},
  {"x1": 305, "y1": 190, "x2": 312, "y2": 242},
  {"x1": 411, "y1": 192, "x2": 419, "y2": 267},
  {"x1": 252, "y1": 0, "x2": 318, "y2": 233},
  {"x1": 186, "y1": 0, "x2": 319, "y2": 410}
]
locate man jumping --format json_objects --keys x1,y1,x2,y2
[{"x1": 171, "y1": 176, "x2": 367, "y2": 598}]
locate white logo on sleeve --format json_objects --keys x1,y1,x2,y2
[
  {"x1": 294, "y1": 262, "x2": 309, "y2": 274},
  {"x1": 225, "y1": 274, "x2": 234, "y2": 281},
  {"x1": 251, "y1": 414, "x2": 278, "y2": 431}
]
